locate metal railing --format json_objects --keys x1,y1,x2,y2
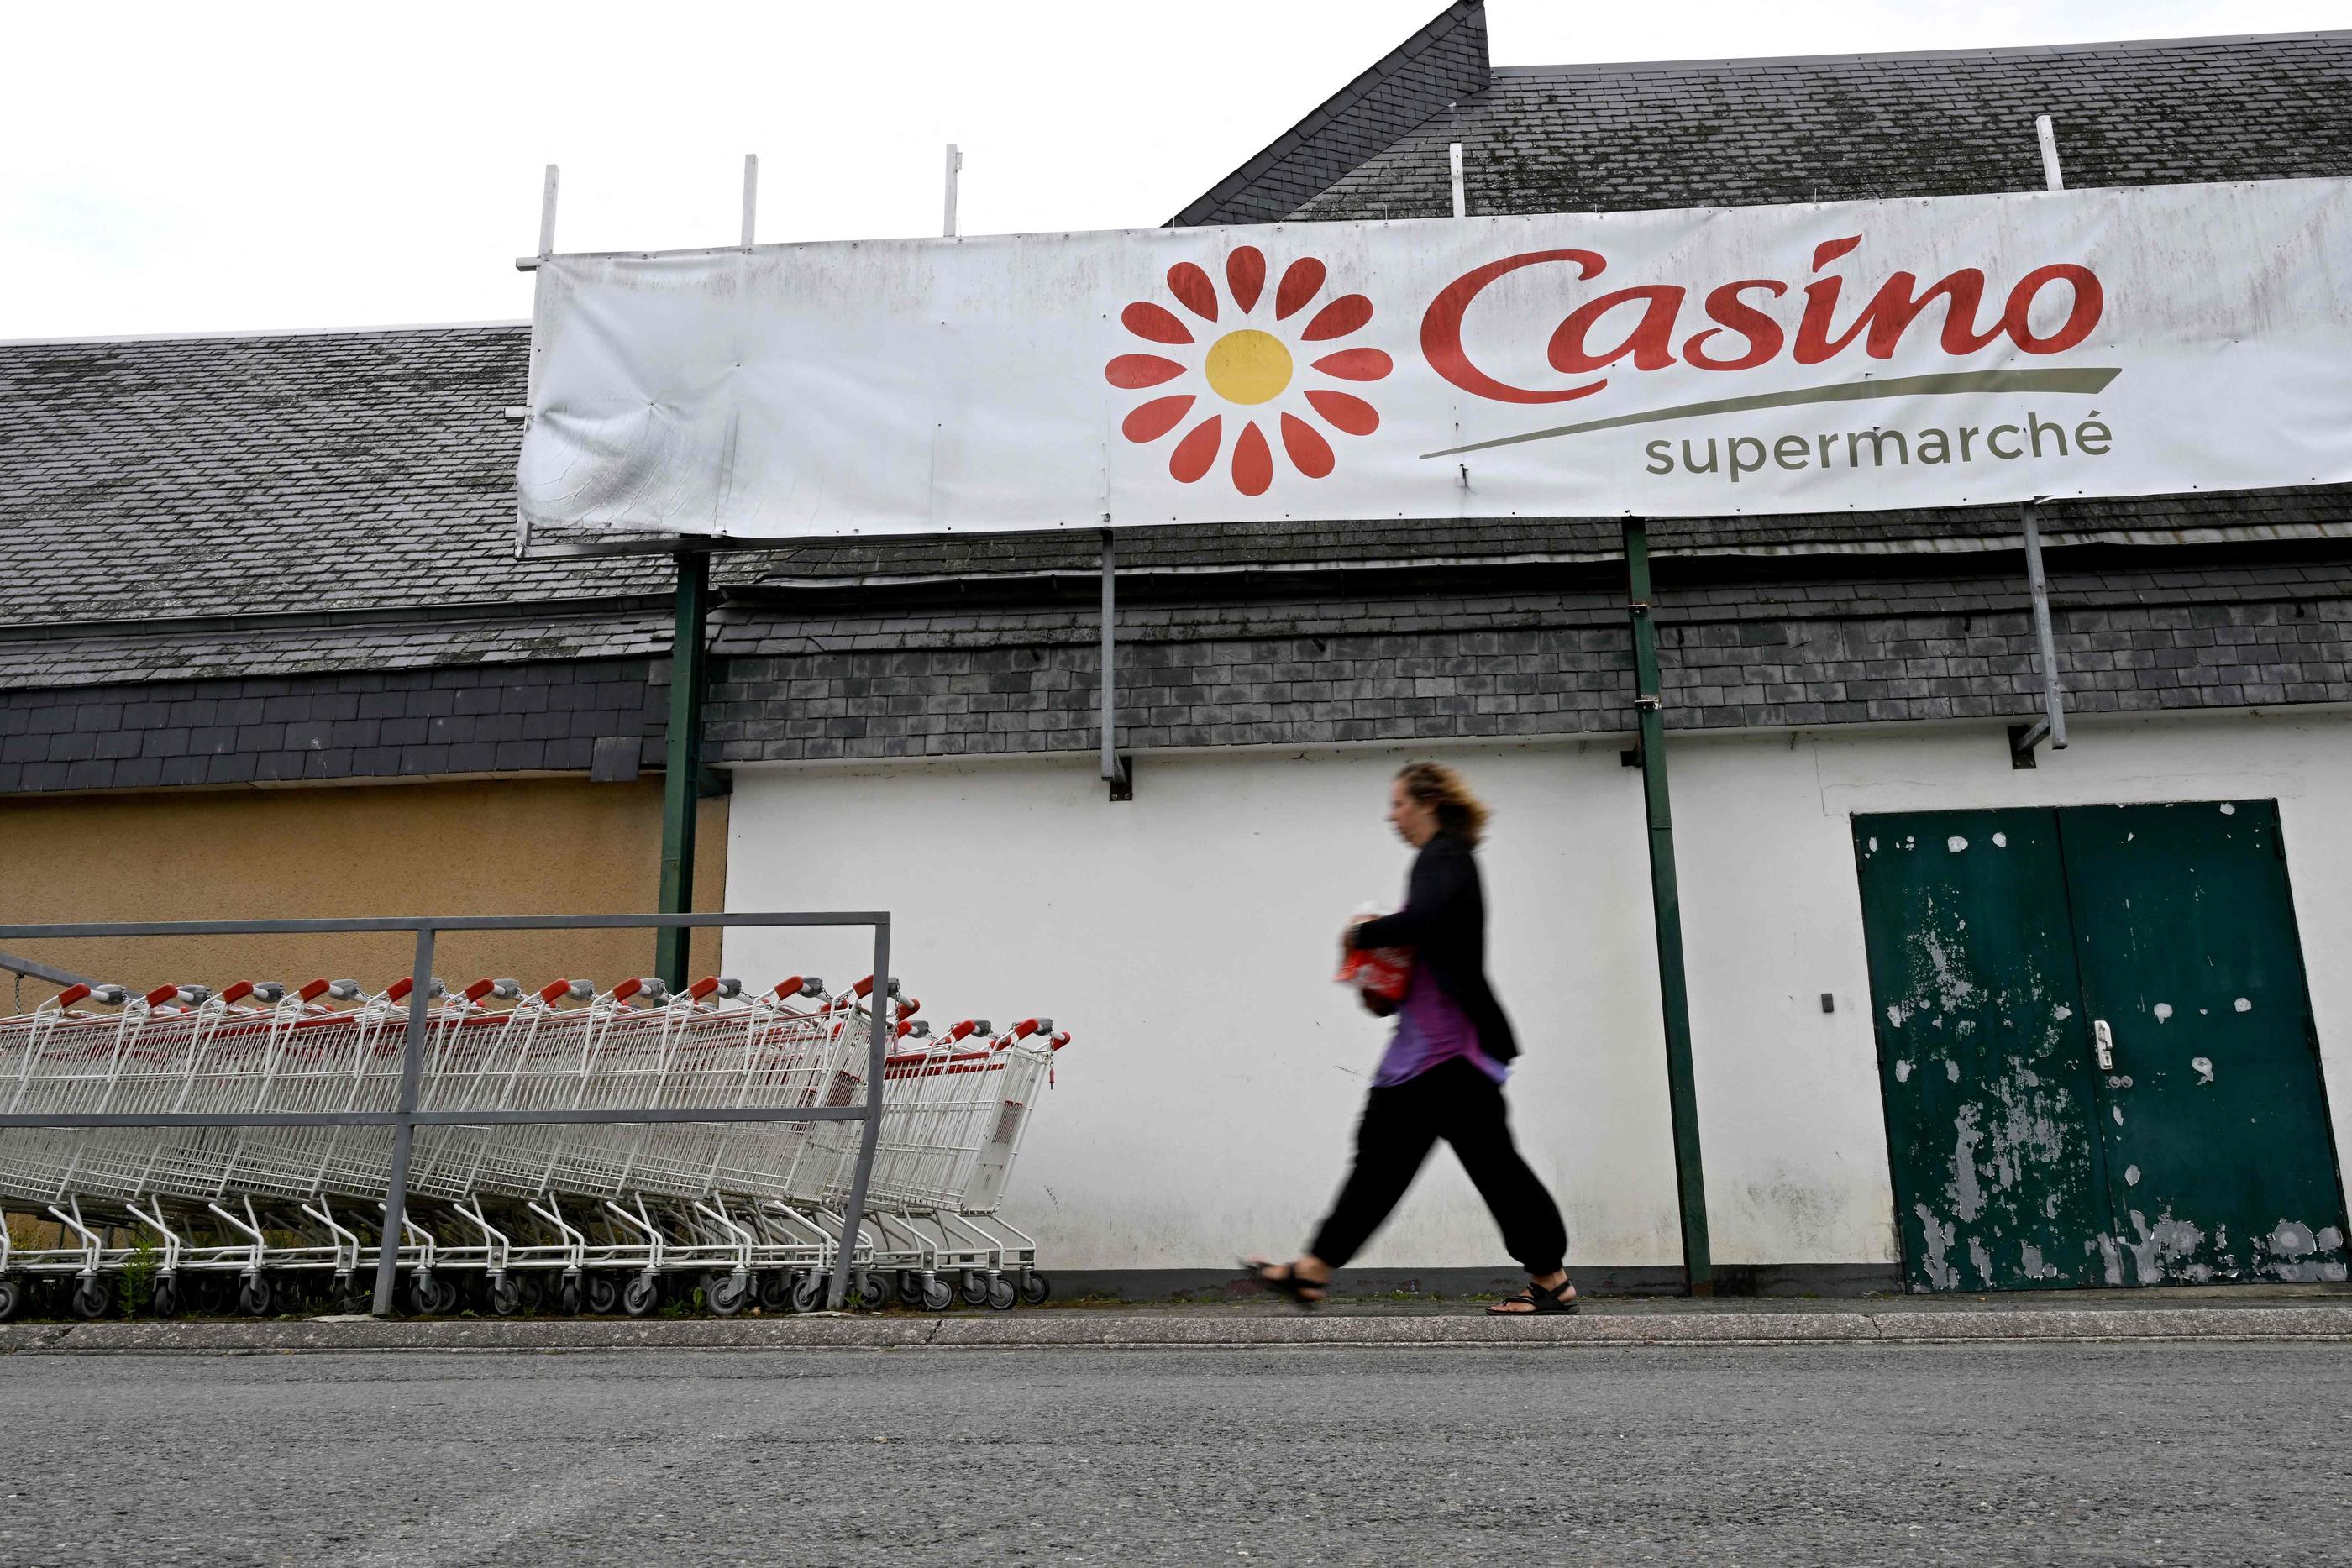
[{"x1": 0, "y1": 911, "x2": 892, "y2": 1314}]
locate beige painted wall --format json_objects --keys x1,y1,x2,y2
[{"x1": 0, "y1": 778, "x2": 728, "y2": 1006}]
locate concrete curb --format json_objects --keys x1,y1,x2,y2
[{"x1": 6, "y1": 1304, "x2": 2352, "y2": 1354}]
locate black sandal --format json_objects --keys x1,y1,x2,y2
[
  {"x1": 1488, "y1": 1277, "x2": 1579, "y2": 1316},
  {"x1": 1241, "y1": 1258, "x2": 1327, "y2": 1308}
]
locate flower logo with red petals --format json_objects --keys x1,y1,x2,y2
[{"x1": 1105, "y1": 246, "x2": 1391, "y2": 496}]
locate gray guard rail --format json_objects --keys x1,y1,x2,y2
[{"x1": 0, "y1": 911, "x2": 893, "y2": 1314}]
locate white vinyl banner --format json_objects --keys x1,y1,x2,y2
[{"x1": 518, "y1": 178, "x2": 2352, "y2": 539}]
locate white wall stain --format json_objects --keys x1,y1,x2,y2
[
  {"x1": 2124, "y1": 1163, "x2": 2141, "y2": 1186},
  {"x1": 2125, "y1": 1209, "x2": 2208, "y2": 1284},
  {"x1": 1948, "y1": 1105, "x2": 1986, "y2": 1221},
  {"x1": 1947, "y1": 835, "x2": 1969, "y2": 853},
  {"x1": 1946, "y1": 1059, "x2": 1961, "y2": 1083},
  {"x1": 1992, "y1": 832, "x2": 2009, "y2": 848},
  {"x1": 1967, "y1": 1236, "x2": 1996, "y2": 1286},
  {"x1": 2096, "y1": 1234, "x2": 2124, "y2": 1286},
  {"x1": 1913, "y1": 1204, "x2": 1960, "y2": 1290},
  {"x1": 2019, "y1": 1240, "x2": 2060, "y2": 1281},
  {"x1": 2053, "y1": 1004, "x2": 2074, "y2": 1021},
  {"x1": 2221, "y1": 803, "x2": 2238, "y2": 815},
  {"x1": 1894, "y1": 1059, "x2": 1913, "y2": 1083},
  {"x1": 2192, "y1": 1056, "x2": 2215, "y2": 1084},
  {"x1": 2153, "y1": 1002, "x2": 2174, "y2": 1023},
  {"x1": 2235, "y1": 997, "x2": 2254, "y2": 1013},
  {"x1": 2258, "y1": 1219, "x2": 2347, "y2": 1282}
]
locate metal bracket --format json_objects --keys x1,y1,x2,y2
[
  {"x1": 1100, "y1": 530, "x2": 1132, "y2": 803},
  {"x1": 2010, "y1": 497, "x2": 2070, "y2": 768}
]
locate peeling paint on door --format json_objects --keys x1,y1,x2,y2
[{"x1": 1857, "y1": 801, "x2": 2350, "y2": 1293}]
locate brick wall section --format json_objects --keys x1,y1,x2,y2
[
  {"x1": 7, "y1": 560, "x2": 2351, "y2": 792},
  {"x1": 0, "y1": 658, "x2": 659, "y2": 795},
  {"x1": 701, "y1": 556, "x2": 2352, "y2": 762},
  {"x1": 1168, "y1": 0, "x2": 1488, "y2": 226}
]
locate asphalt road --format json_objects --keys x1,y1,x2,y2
[{"x1": 0, "y1": 1342, "x2": 2344, "y2": 1566}]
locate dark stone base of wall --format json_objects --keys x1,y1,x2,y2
[{"x1": 1045, "y1": 1262, "x2": 1905, "y2": 1303}]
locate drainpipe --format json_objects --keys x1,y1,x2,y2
[
  {"x1": 1623, "y1": 518, "x2": 1715, "y2": 1296},
  {"x1": 654, "y1": 551, "x2": 711, "y2": 989}
]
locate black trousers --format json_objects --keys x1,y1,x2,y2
[{"x1": 1309, "y1": 1056, "x2": 1568, "y2": 1276}]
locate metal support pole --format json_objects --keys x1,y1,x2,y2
[
  {"x1": 942, "y1": 144, "x2": 963, "y2": 239},
  {"x1": 1449, "y1": 142, "x2": 1466, "y2": 219},
  {"x1": 826, "y1": 918, "x2": 895, "y2": 1308},
  {"x1": 1623, "y1": 519, "x2": 1714, "y2": 1296},
  {"x1": 370, "y1": 926, "x2": 437, "y2": 1316},
  {"x1": 2013, "y1": 501, "x2": 2069, "y2": 756},
  {"x1": 741, "y1": 154, "x2": 759, "y2": 246},
  {"x1": 1100, "y1": 531, "x2": 1131, "y2": 800},
  {"x1": 2035, "y1": 113, "x2": 2065, "y2": 192},
  {"x1": 655, "y1": 553, "x2": 711, "y2": 989}
]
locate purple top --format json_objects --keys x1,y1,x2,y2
[{"x1": 1373, "y1": 961, "x2": 1509, "y2": 1088}]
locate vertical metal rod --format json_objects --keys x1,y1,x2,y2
[
  {"x1": 1100, "y1": 531, "x2": 1117, "y2": 784},
  {"x1": 370, "y1": 926, "x2": 437, "y2": 1316},
  {"x1": 741, "y1": 154, "x2": 759, "y2": 246},
  {"x1": 827, "y1": 918, "x2": 894, "y2": 1309},
  {"x1": 942, "y1": 144, "x2": 963, "y2": 239},
  {"x1": 2021, "y1": 501, "x2": 2069, "y2": 750},
  {"x1": 1623, "y1": 519, "x2": 1714, "y2": 1296},
  {"x1": 538, "y1": 164, "x2": 561, "y2": 254},
  {"x1": 2034, "y1": 114, "x2": 2064, "y2": 192},
  {"x1": 655, "y1": 553, "x2": 711, "y2": 989},
  {"x1": 1449, "y1": 142, "x2": 1466, "y2": 218}
]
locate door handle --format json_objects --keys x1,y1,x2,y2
[{"x1": 2093, "y1": 1019, "x2": 2115, "y2": 1072}]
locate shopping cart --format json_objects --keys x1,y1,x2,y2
[{"x1": 0, "y1": 964, "x2": 1068, "y2": 1320}]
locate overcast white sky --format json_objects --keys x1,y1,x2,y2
[{"x1": 3, "y1": 0, "x2": 2344, "y2": 340}]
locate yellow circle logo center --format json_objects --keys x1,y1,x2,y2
[{"x1": 1204, "y1": 329, "x2": 1293, "y2": 405}]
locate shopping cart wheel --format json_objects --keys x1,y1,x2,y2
[
  {"x1": 895, "y1": 1271, "x2": 924, "y2": 1307},
  {"x1": 707, "y1": 1274, "x2": 751, "y2": 1317},
  {"x1": 584, "y1": 1273, "x2": 621, "y2": 1315},
  {"x1": 855, "y1": 1272, "x2": 890, "y2": 1311},
  {"x1": 70, "y1": 1280, "x2": 113, "y2": 1321},
  {"x1": 790, "y1": 1273, "x2": 825, "y2": 1314},
  {"x1": 958, "y1": 1271, "x2": 989, "y2": 1307},
  {"x1": 1019, "y1": 1272, "x2": 1051, "y2": 1307},
  {"x1": 152, "y1": 1278, "x2": 184, "y2": 1319},
  {"x1": 985, "y1": 1276, "x2": 1018, "y2": 1311},
  {"x1": 755, "y1": 1272, "x2": 792, "y2": 1311},
  {"x1": 238, "y1": 1277, "x2": 275, "y2": 1318},
  {"x1": 404, "y1": 1275, "x2": 434, "y2": 1316},
  {"x1": 516, "y1": 1276, "x2": 545, "y2": 1314},
  {"x1": 921, "y1": 1277, "x2": 955, "y2": 1313},
  {"x1": 486, "y1": 1276, "x2": 525, "y2": 1317},
  {"x1": 0, "y1": 1278, "x2": 20, "y2": 1323},
  {"x1": 554, "y1": 1279, "x2": 583, "y2": 1316},
  {"x1": 621, "y1": 1273, "x2": 661, "y2": 1317}
]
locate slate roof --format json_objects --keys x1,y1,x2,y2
[
  {"x1": 1285, "y1": 29, "x2": 2352, "y2": 223},
  {"x1": 5, "y1": 16, "x2": 2352, "y2": 696},
  {"x1": 0, "y1": 325, "x2": 686, "y2": 632}
]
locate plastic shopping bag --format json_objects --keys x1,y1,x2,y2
[{"x1": 1336, "y1": 904, "x2": 1411, "y2": 1016}]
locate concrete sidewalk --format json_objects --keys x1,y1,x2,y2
[{"x1": 8, "y1": 1287, "x2": 2352, "y2": 1354}]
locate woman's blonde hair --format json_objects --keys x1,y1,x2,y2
[{"x1": 1395, "y1": 761, "x2": 1491, "y2": 847}]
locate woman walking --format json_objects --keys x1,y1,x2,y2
[{"x1": 1245, "y1": 762, "x2": 1576, "y2": 1314}]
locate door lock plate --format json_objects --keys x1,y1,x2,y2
[{"x1": 2093, "y1": 1019, "x2": 2115, "y2": 1072}]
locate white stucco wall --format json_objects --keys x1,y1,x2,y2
[{"x1": 720, "y1": 705, "x2": 2352, "y2": 1272}]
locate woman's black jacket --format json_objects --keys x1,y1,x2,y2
[{"x1": 1346, "y1": 830, "x2": 1520, "y2": 1063}]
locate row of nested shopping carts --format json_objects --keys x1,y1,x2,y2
[{"x1": 0, "y1": 968, "x2": 1067, "y2": 1320}]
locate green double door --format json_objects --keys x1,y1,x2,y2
[{"x1": 1854, "y1": 800, "x2": 2348, "y2": 1293}]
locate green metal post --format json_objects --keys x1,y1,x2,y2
[
  {"x1": 1623, "y1": 518, "x2": 1715, "y2": 1296},
  {"x1": 654, "y1": 552, "x2": 711, "y2": 990}
]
